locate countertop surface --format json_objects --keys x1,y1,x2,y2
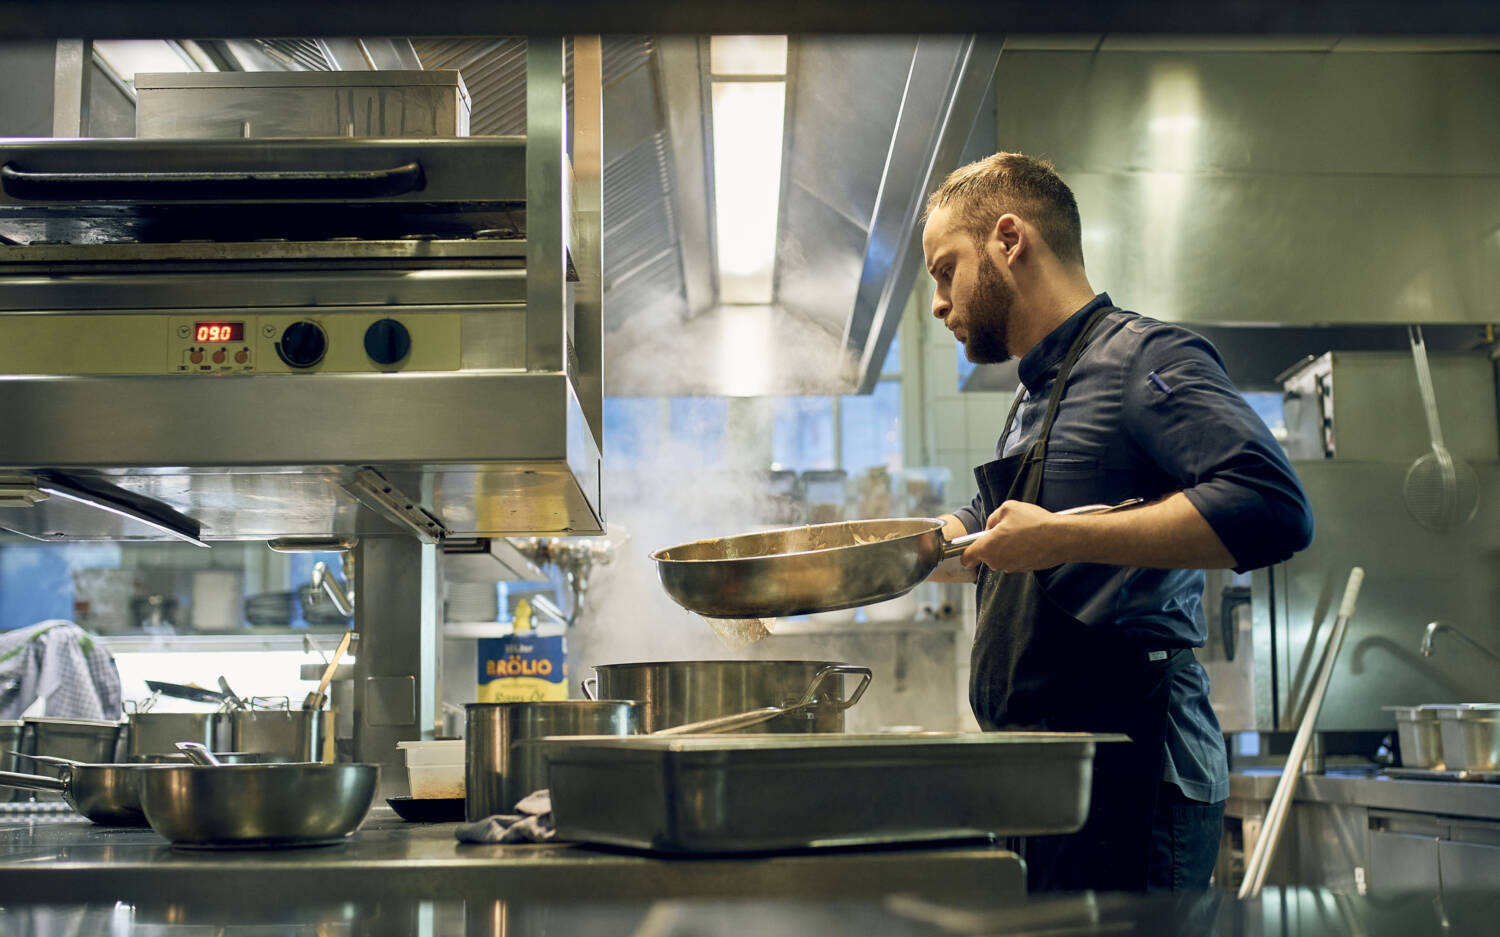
[
  {"x1": 0, "y1": 887, "x2": 1494, "y2": 937},
  {"x1": 1228, "y1": 768, "x2": 1500, "y2": 820},
  {"x1": 0, "y1": 807, "x2": 1025, "y2": 903}
]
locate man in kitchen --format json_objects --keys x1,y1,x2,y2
[{"x1": 923, "y1": 152, "x2": 1314, "y2": 892}]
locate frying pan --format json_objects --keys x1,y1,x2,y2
[
  {"x1": 137, "y1": 743, "x2": 378, "y2": 848},
  {"x1": 651, "y1": 500, "x2": 1141, "y2": 619},
  {"x1": 0, "y1": 756, "x2": 158, "y2": 825}
]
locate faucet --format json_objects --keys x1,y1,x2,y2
[{"x1": 1421, "y1": 621, "x2": 1500, "y2": 667}]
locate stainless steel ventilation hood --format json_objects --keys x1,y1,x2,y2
[{"x1": 601, "y1": 35, "x2": 1003, "y2": 397}]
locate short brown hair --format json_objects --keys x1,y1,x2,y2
[{"x1": 924, "y1": 152, "x2": 1084, "y2": 266}]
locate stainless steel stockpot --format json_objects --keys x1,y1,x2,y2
[
  {"x1": 584, "y1": 660, "x2": 870, "y2": 734},
  {"x1": 126, "y1": 712, "x2": 221, "y2": 760},
  {"x1": 465, "y1": 700, "x2": 640, "y2": 820}
]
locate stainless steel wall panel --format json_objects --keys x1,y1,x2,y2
[
  {"x1": 989, "y1": 51, "x2": 1500, "y2": 325},
  {"x1": 135, "y1": 70, "x2": 471, "y2": 139},
  {"x1": 1263, "y1": 461, "x2": 1500, "y2": 732}
]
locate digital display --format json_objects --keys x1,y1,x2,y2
[{"x1": 195, "y1": 322, "x2": 244, "y2": 343}]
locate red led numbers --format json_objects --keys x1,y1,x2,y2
[{"x1": 194, "y1": 322, "x2": 244, "y2": 343}]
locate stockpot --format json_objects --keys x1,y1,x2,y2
[
  {"x1": 127, "y1": 712, "x2": 221, "y2": 760},
  {"x1": 584, "y1": 660, "x2": 872, "y2": 734},
  {"x1": 465, "y1": 700, "x2": 640, "y2": 820}
]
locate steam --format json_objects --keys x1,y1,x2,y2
[{"x1": 603, "y1": 296, "x2": 859, "y2": 398}]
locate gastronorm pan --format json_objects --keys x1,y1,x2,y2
[{"x1": 538, "y1": 731, "x2": 1124, "y2": 854}]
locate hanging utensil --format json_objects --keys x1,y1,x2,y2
[
  {"x1": 1404, "y1": 326, "x2": 1479, "y2": 531},
  {"x1": 652, "y1": 499, "x2": 1143, "y2": 620},
  {"x1": 303, "y1": 630, "x2": 353, "y2": 711}
]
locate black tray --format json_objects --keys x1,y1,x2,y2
[{"x1": 387, "y1": 796, "x2": 465, "y2": 822}]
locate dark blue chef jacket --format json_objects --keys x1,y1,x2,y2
[{"x1": 952, "y1": 293, "x2": 1314, "y2": 802}]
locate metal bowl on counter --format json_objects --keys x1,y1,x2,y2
[
  {"x1": 138, "y1": 761, "x2": 379, "y2": 848},
  {"x1": 1385, "y1": 705, "x2": 1449, "y2": 770}
]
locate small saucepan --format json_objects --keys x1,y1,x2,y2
[{"x1": 0, "y1": 755, "x2": 160, "y2": 826}]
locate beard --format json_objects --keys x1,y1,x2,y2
[{"x1": 959, "y1": 251, "x2": 1016, "y2": 364}]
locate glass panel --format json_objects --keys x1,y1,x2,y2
[
  {"x1": 668, "y1": 397, "x2": 729, "y2": 467},
  {"x1": 841, "y1": 379, "x2": 903, "y2": 475},
  {"x1": 603, "y1": 397, "x2": 663, "y2": 470},
  {"x1": 772, "y1": 396, "x2": 836, "y2": 471},
  {"x1": 880, "y1": 332, "x2": 901, "y2": 376}
]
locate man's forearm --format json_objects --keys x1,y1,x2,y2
[
  {"x1": 1058, "y1": 493, "x2": 1236, "y2": 569},
  {"x1": 928, "y1": 513, "x2": 977, "y2": 582},
  {"x1": 962, "y1": 493, "x2": 1237, "y2": 573}
]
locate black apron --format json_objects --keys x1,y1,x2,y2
[{"x1": 969, "y1": 307, "x2": 1193, "y2": 892}]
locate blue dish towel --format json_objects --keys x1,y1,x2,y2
[
  {"x1": 454, "y1": 789, "x2": 556, "y2": 844},
  {"x1": 0, "y1": 620, "x2": 122, "y2": 721}
]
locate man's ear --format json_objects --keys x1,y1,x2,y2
[{"x1": 991, "y1": 213, "x2": 1024, "y2": 264}]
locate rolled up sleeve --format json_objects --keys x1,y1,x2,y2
[{"x1": 1124, "y1": 328, "x2": 1314, "y2": 572}]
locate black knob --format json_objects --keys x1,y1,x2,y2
[
  {"x1": 275, "y1": 321, "x2": 327, "y2": 369},
  {"x1": 363, "y1": 318, "x2": 412, "y2": 367}
]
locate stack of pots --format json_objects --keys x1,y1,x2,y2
[{"x1": 464, "y1": 659, "x2": 871, "y2": 820}]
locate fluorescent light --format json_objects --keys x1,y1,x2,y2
[
  {"x1": 718, "y1": 305, "x2": 775, "y2": 396},
  {"x1": 710, "y1": 36, "x2": 787, "y2": 76},
  {"x1": 712, "y1": 80, "x2": 786, "y2": 304}
]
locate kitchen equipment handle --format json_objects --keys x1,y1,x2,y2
[
  {"x1": 11, "y1": 753, "x2": 83, "y2": 768},
  {"x1": 0, "y1": 769, "x2": 67, "y2": 793},
  {"x1": 798, "y1": 664, "x2": 873, "y2": 711},
  {"x1": 0, "y1": 161, "x2": 426, "y2": 201},
  {"x1": 1238, "y1": 566, "x2": 1364, "y2": 899},
  {"x1": 303, "y1": 629, "x2": 353, "y2": 711},
  {"x1": 175, "y1": 741, "x2": 223, "y2": 766},
  {"x1": 940, "y1": 498, "x2": 1146, "y2": 559},
  {"x1": 581, "y1": 676, "x2": 598, "y2": 700}
]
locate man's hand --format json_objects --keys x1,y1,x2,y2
[
  {"x1": 960, "y1": 501, "x2": 1075, "y2": 572},
  {"x1": 959, "y1": 493, "x2": 1238, "y2": 573}
]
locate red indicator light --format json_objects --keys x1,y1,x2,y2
[{"x1": 194, "y1": 322, "x2": 244, "y2": 343}]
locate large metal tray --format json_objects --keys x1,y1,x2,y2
[{"x1": 537, "y1": 731, "x2": 1124, "y2": 854}]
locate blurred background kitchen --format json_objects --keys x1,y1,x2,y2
[{"x1": 0, "y1": 29, "x2": 1497, "y2": 895}]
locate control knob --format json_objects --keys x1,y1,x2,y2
[
  {"x1": 275, "y1": 321, "x2": 327, "y2": 369},
  {"x1": 363, "y1": 318, "x2": 412, "y2": 368}
]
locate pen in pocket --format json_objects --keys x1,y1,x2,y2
[{"x1": 1147, "y1": 371, "x2": 1174, "y2": 395}]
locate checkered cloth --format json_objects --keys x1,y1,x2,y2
[
  {"x1": 0, "y1": 620, "x2": 122, "y2": 721},
  {"x1": 454, "y1": 789, "x2": 556, "y2": 844}
]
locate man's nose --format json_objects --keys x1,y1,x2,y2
[{"x1": 931, "y1": 294, "x2": 949, "y2": 319}]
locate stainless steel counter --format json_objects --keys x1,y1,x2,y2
[
  {"x1": 0, "y1": 886, "x2": 1496, "y2": 937},
  {"x1": 0, "y1": 807, "x2": 1024, "y2": 904},
  {"x1": 1229, "y1": 769, "x2": 1500, "y2": 820}
]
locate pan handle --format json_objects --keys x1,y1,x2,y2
[
  {"x1": 939, "y1": 498, "x2": 1146, "y2": 559},
  {"x1": 0, "y1": 769, "x2": 67, "y2": 794},
  {"x1": 580, "y1": 675, "x2": 598, "y2": 700}
]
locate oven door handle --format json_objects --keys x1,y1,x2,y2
[{"x1": 0, "y1": 161, "x2": 426, "y2": 201}]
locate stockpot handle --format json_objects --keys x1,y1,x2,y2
[
  {"x1": 0, "y1": 161, "x2": 426, "y2": 202},
  {"x1": 938, "y1": 498, "x2": 1146, "y2": 560},
  {"x1": 651, "y1": 664, "x2": 875, "y2": 736},
  {"x1": 580, "y1": 675, "x2": 598, "y2": 700},
  {"x1": 799, "y1": 664, "x2": 873, "y2": 712}
]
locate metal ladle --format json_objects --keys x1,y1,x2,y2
[{"x1": 1404, "y1": 325, "x2": 1479, "y2": 531}]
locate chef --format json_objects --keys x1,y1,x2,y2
[{"x1": 923, "y1": 152, "x2": 1314, "y2": 891}]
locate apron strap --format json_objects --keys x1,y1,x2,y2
[{"x1": 1002, "y1": 306, "x2": 1112, "y2": 505}]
